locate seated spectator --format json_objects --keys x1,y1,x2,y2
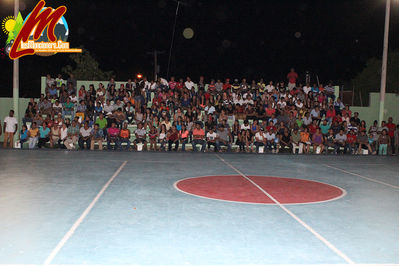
[
  {"x1": 64, "y1": 120, "x2": 80, "y2": 149},
  {"x1": 291, "y1": 127, "x2": 301, "y2": 154},
  {"x1": 334, "y1": 129, "x2": 348, "y2": 154},
  {"x1": 357, "y1": 130, "x2": 374, "y2": 155},
  {"x1": 299, "y1": 127, "x2": 311, "y2": 154},
  {"x1": 216, "y1": 124, "x2": 232, "y2": 152},
  {"x1": 107, "y1": 122, "x2": 120, "y2": 150},
  {"x1": 62, "y1": 98, "x2": 75, "y2": 119},
  {"x1": 50, "y1": 123, "x2": 61, "y2": 148},
  {"x1": 167, "y1": 125, "x2": 179, "y2": 151},
  {"x1": 192, "y1": 123, "x2": 206, "y2": 152},
  {"x1": 346, "y1": 129, "x2": 357, "y2": 154},
  {"x1": 280, "y1": 128, "x2": 291, "y2": 152},
  {"x1": 38, "y1": 122, "x2": 50, "y2": 148},
  {"x1": 134, "y1": 122, "x2": 147, "y2": 151},
  {"x1": 206, "y1": 127, "x2": 218, "y2": 152},
  {"x1": 312, "y1": 128, "x2": 324, "y2": 154},
  {"x1": 118, "y1": 122, "x2": 131, "y2": 150},
  {"x1": 79, "y1": 122, "x2": 92, "y2": 150},
  {"x1": 148, "y1": 126, "x2": 158, "y2": 151},
  {"x1": 28, "y1": 122, "x2": 39, "y2": 149},
  {"x1": 254, "y1": 127, "x2": 266, "y2": 153},
  {"x1": 19, "y1": 125, "x2": 28, "y2": 149},
  {"x1": 90, "y1": 123, "x2": 104, "y2": 150}
]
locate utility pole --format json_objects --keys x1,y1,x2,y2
[
  {"x1": 146, "y1": 50, "x2": 164, "y2": 81},
  {"x1": 13, "y1": 0, "x2": 19, "y2": 122},
  {"x1": 379, "y1": 0, "x2": 391, "y2": 125}
]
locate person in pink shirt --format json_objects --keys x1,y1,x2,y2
[{"x1": 107, "y1": 122, "x2": 120, "y2": 150}]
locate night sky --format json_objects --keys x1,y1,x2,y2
[{"x1": 1, "y1": 0, "x2": 399, "y2": 97}]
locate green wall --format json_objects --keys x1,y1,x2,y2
[{"x1": 351, "y1": 92, "x2": 399, "y2": 127}]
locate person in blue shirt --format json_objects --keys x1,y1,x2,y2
[
  {"x1": 19, "y1": 125, "x2": 28, "y2": 149},
  {"x1": 38, "y1": 122, "x2": 50, "y2": 149}
]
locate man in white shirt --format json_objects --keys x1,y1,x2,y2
[
  {"x1": 3, "y1": 110, "x2": 18, "y2": 148},
  {"x1": 184, "y1": 77, "x2": 195, "y2": 91},
  {"x1": 206, "y1": 128, "x2": 218, "y2": 152},
  {"x1": 254, "y1": 128, "x2": 266, "y2": 153},
  {"x1": 265, "y1": 81, "x2": 275, "y2": 93},
  {"x1": 303, "y1": 83, "x2": 311, "y2": 94}
]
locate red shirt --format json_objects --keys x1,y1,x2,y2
[
  {"x1": 287, "y1": 72, "x2": 298, "y2": 84},
  {"x1": 308, "y1": 124, "x2": 318, "y2": 135},
  {"x1": 386, "y1": 123, "x2": 396, "y2": 137},
  {"x1": 347, "y1": 134, "x2": 357, "y2": 144}
]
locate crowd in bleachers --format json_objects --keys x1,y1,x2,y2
[{"x1": 2, "y1": 68, "x2": 399, "y2": 155}]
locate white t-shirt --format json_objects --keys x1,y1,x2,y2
[
  {"x1": 255, "y1": 132, "x2": 265, "y2": 141},
  {"x1": 241, "y1": 124, "x2": 250, "y2": 130},
  {"x1": 303, "y1": 86, "x2": 311, "y2": 94},
  {"x1": 207, "y1": 132, "x2": 217, "y2": 141},
  {"x1": 80, "y1": 127, "x2": 92, "y2": 137},
  {"x1": 265, "y1": 132, "x2": 275, "y2": 141},
  {"x1": 266, "y1": 85, "x2": 275, "y2": 93},
  {"x1": 60, "y1": 127, "x2": 68, "y2": 140},
  {"x1": 184, "y1": 81, "x2": 195, "y2": 90},
  {"x1": 4, "y1": 116, "x2": 17, "y2": 133}
]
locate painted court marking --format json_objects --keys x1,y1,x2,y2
[
  {"x1": 215, "y1": 154, "x2": 355, "y2": 265},
  {"x1": 175, "y1": 175, "x2": 346, "y2": 205},
  {"x1": 324, "y1": 164, "x2": 399, "y2": 190},
  {"x1": 43, "y1": 161, "x2": 128, "y2": 265}
]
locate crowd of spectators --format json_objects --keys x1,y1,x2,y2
[{"x1": 2, "y1": 69, "x2": 398, "y2": 155}]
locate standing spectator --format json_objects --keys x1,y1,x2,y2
[
  {"x1": 287, "y1": 68, "x2": 298, "y2": 90},
  {"x1": 378, "y1": 129, "x2": 390, "y2": 156},
  {"x1": 38, "y1": 122, "x2": 50, "y2": 148},
  {"x1": 3, "y1": 110, "x2": 18, "y2": 148},
  {"x1": 386, "y1": 117, "x2": 396, "y2": 155},
  {"x1": 78, "y1": 122, "x2": 92, "y2": 150},
  {"x1": 90, "y1": 124, "x2": 104, "y2": 150},
  {"x1": 28, "y1": 122, "x2": 39, "y2": 149},
  {"x1": 192, "y1": 123, "x2": 206, "y2": 152}
]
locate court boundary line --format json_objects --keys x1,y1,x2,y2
[
  {"x1": 215, "y1": 154, "x2": 355, "y2": 265},
  {"x1": 324, "y1": 164, "x2": 399, "y2": 190},
  {"x1": 2, "y1": 264, "x2": 399, "y2": 266},
  {"x1": 43, "y1": 161, "x2": 128, "y2": 265},
  {"x1": 174, "y1": 175, "x2": 347, "y2": 206}
]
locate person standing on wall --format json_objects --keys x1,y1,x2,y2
[{"x1": 3, "y1": 110, "x2": 18, "y2": 148}]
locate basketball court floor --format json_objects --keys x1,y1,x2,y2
[{"x1": 0, "y1": 149, "x2": 398, "y2": 265}]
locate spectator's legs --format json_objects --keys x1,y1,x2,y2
[
  {"x1": 28, "y1": 137, "x2": 38, "y2": 149},
  {"x1": 192, "y1": 140, "x2": 198, "y2": 152},
  {"x1": 298, "y1": 143, "x2": 304, "y2": 154},
  {"x1": 78, "y1": 138, "x2": 85, "y2": 149},
  {"x1": 168, "y1": 140, "x2": 173, "y2": 151},
  {"x1": 201, "y1": 140, "x2": 206, "y2": 152}
]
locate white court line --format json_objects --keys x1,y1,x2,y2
[
  {"x1": 215, "y1": 154, "x2": 355, "y2": 265},
  {"x1": 324, "y1": 164, "x2": 399, "y2": 190},
  {"x1": 43, "y1": 161, "x2": 128, "y2": 265}
]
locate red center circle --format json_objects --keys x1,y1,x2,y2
[{"x1": 175, "y1": 175, "x2": 345, "y2": 205}]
